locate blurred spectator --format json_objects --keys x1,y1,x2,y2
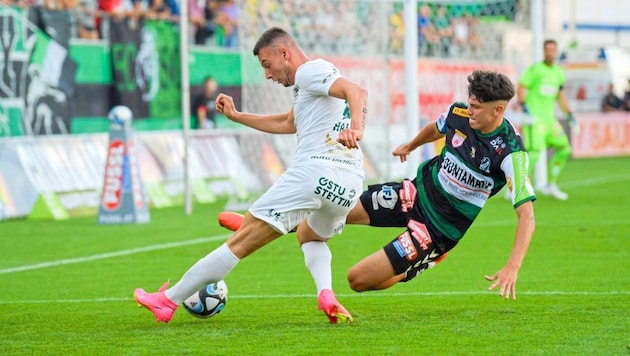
[
  {"x1": 145, "y1": 0, "x2": 171, "y2": 20},
  {"x1": 126, "y1": 0, "x2": 146, "y2": 19},
  {"x1": 451, "y1": 13, "x2": 481, "y2": 57},
  {"x1": 433, "y1": 5, "x2": 452, "y2": 57},
  {"x1": 98, "y1": 0, "x2": 125, "y2": 18},
  {"x1": 601, "y1": 82, "x2": 623, "y2": 112},
  {"x1": 192, "y1": 76, "x2": 218, "y2": 129},
  {"x1": 74, "y1": 0, "x2": 100, "y2": 39},
  {"x1": 465, "y1": 14, "x2": 482, "y2": 55},
  {"x1": 218, "y1": 0, "x2": 237, "y2": 48},
  {"x1": 417, "y1": 4, "x2": 439, "y2": 56},
  {"x1": 194, "y1": 0, "x2": 223, "y2": 45},
  {"x1": 187, "y1": 0, "x2": 206, "y2": 44},
  {"x1": 96, "y1": 0, "x2": 145, "y2": 39},
  {"x1": 389, "y1": 7, "x2": 404, "y2": 54},
  {"x1": 623, "y1": 79, "x2": 630, "y2": 112},
  {"x1": 2, "y1": 0, "x2": 29, "y2": 7}
]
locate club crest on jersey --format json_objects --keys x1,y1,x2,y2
[
  {"x1": 480, "y1": 157, "x2": 491, "y2": 172},
  {"x1": 452, "y1": 129, "x2": 467, "y2": 148}
]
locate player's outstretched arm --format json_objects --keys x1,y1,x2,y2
[
  {"x1": 215, "y1": 93, "x2": 296, "y2": 134},
  {"x1": 484, "y1": 201, "x2": 535, "y2": 300},
  {"x1": 392, "y1": 122, "x2": 444, "y2": 163}
]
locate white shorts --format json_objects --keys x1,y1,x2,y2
[{"x1": 248, "y1": 164, "x2": 363, "y2": 237}]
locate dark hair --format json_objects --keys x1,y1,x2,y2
[
  {"x1": 467, "y1": 70, "x2": 515, "y2": 103},
  {"x1": 253, "y1": 27, "x2": 291, "y2": 56},
  {"x1": 543, "y1": 39, "x2": 557, "y2": 47}
]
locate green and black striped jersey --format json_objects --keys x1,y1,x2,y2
[{"x1": 416, "y1": 102, "x2": 536, "y2": 242}]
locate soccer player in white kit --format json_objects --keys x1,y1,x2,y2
[{"x1": 134, "y1": 27, "x2": 367, "y2": 323}]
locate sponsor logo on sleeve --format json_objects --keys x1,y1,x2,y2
[{"x1": 452, "y1": 107, "x2": 469, "y2": 117}]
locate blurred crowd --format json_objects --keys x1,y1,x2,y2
[
  {"x1": 2, "y1": 0, "x2": 516, "y2": 57},
  {"x1": 249, "y1": 0, "x2": 388, "y2": 55},
  {"x1": 390, "y1": 4, "x2": 483, "y2": 58},
  {"x1": 1, "y1": 0, "x2": 239, "y2": 47},
  {"x1": 249, "y1": 1, "x2": 497, "y2": 57},
  {"x1": 601, "y1": 80, "x2": 630, "y2": 113}
]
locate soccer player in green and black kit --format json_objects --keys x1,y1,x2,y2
[
  {"x1": 343, "y1": 70, "x2": 536, "y2": 300},
  {"x1": 517, "y1": 39, "x2": 576, "y2": 200},
  {"x1": 220, "y1": 70, "x2": 536, "y2": 300}
]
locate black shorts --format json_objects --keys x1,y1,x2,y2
[{"x1": 358, "y1": 179, "x2": 458, "y2": 281}]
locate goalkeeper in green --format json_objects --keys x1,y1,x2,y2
[{"x1": 517, "y1": 39, "x2": 577, "y2": 200}]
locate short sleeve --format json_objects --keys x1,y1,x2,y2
[
  {"x1": 436, "y1": 112, "x2": 448, "y2": 134},
  {"x1": 295, "y1": 59, "x2": 342, "y2": 96}
]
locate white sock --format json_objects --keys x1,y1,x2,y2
[
  {"x1": 165, "y1": 243, "x2": 239, "y2": 304},
  {"x1": 301, "y1": 241, "x2": 333, "y2": 294}
]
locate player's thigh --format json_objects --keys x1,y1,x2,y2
[
  {"x1": 347, "y1": 249, "x2": 396, "y2": 286},
  {"x1": 358, "y1": 179, "x2": 414, "y2": 228},
  {"x1": 249, "y1": 165, "x2": 361, "y2": 236},
  {"x1": 248, "y1": 167, "x2": 319, "y2": 235},
  {"x1": 306, "y1": 169, "x2": 364, "y2": 239},
  {"x1": 383, "y1": 221, "x2": 452, "y2": 277},
  {"x1": 521, "y1": 123, "x2": 546, "y2": 151}
]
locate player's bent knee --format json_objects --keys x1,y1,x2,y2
[{"x1": 347, "y1": 267, "x2": 370, "y2": 292}]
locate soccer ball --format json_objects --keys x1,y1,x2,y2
[
  {"x1": 182, "y1": 280, "x2": 228, "y2": 318},
  {"x1": 108, "y1": 105, "x2": 133, "y2": 123}
]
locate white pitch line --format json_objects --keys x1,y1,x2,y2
[
  {"x1": 1, "y1": 215, "x2": 628, "y2": 275},
  {"x1": 0, "y1": 290, "x2": 628, "y2": 305},
  {"x1": 562, "y1": 174, "x2": 629, "y2": 189},
  {"x1": 0, "y1": 234, "x2": 231, "y2": 274}
]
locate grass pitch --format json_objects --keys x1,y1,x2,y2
[{"x1": 1, "y1": 156, "x2": 629, "y2": 355}]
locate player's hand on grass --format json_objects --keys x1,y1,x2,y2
[
  {"x1": 392, "y1": 143, "x2": 415, "y2": 163},
  {"x1": 216, "y1": 94, "x2": 239, "y2": 120},
  {"x1": 484, "y1": 266, "x2": 519, "y2": 300},
  {"x1": 337, "y1": 128, "x2": 363, "y2": 149}
]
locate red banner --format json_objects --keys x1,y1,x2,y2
[{"x1": 573, "y1": 113, "x2": 630, "y2": 158}]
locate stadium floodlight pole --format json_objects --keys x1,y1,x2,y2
[
  {"x1": 180, "y1": 0, "x2": 193, "y2": 215},
  {"x1": 531, "y1": 0, "x2": 547, "y2": 190},
  {"x1": 403, "y1": 0, "x2": 419, "y2": 179}
]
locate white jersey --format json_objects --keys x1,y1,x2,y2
[{"x1": 290, "y1": 59, "x2": 364, "y2": 177}]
